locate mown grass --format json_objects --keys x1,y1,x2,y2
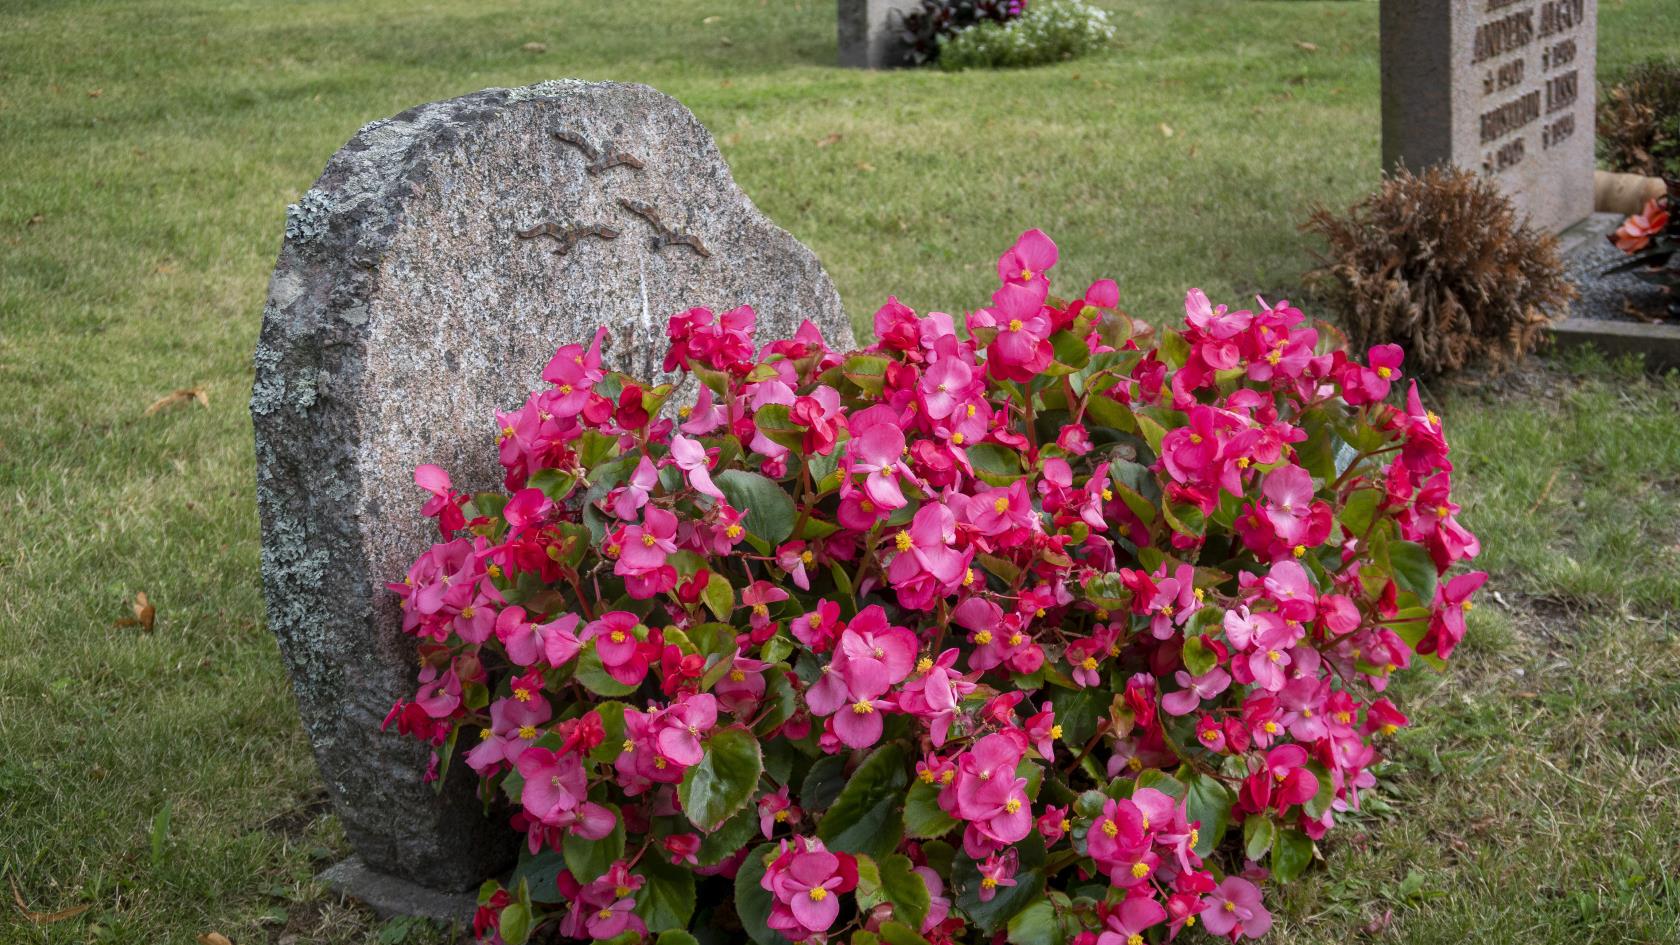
[{"x1": 1, "y1": 1, "x2": 1677, "y2": 943}]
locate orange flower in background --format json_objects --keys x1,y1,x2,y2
[{"x1": 1613, "y1": 197, "x2": 1670, "y2": 253}]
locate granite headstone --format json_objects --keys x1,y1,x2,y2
[
  {"x1": 251, "y1": 80, "x2": 854, "y2": 915},
  {"x1": 1380, "y1": 0, "x2": 1597, "y2": 233}
]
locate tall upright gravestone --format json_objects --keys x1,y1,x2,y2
[
  {"x1": 1381, "y1": 0, "x2": 1596, "y2": 233},
  {"x1": 252, "y1": 80, "x2": 854, "y2": 916}
]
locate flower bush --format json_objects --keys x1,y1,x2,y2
[
  {"x1": 937, "y1": 0, "x2": 1115, "y2": 72},
  {"x1": 898, "y1": 0, "x2": 1028, "y2": 67},
  {"x1": 387, "y1": 230, "x2": 1483, "y2": 945}
]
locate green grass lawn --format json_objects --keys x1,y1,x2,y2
[{"x1": 2, "y1": 1, "x2": 1678, "y2": 943}]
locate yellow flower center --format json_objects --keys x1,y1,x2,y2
[
  {"x1": 1376, "y1": 366, "x2": 1393, "y2": 379},
  {"x1": 1128, "y1": 936, "x2": 1143, "y2": 945},
  {"x1": 951, "y1": 432, "x2": 965, "y2": 445},
  {"x1": 1131, "y1": 862, "x2": 1150, "y2": 879},
  {"x1": 963, "y1": 568, "x2": 975, "y2": 586},
  {"x1": 975, "y1": 630, "x2": 993, "y2": 645},
  {"x1": 917, "y1": 657, "x2": 934, "y2": 673},
  {"x1": 1127, "y1": 756, "x2": 1143, "y2": 771},
  {"x1": 729, "y1": 669, "x2": 746, "y2": 682},
  {"x1": 1267, "y1": 649, "x2": 1282, "y2": 662},
  {"x1": 518, "y1": 725, "x2": 537, "y2": 740},
  {"x1": 559, "y1": 384, "x2": 573, "y2": 395},
  {"x1": 851, "y1": 700, "x2": 875, "y2": 715},
  {"x1": 981, "y1": 876, "x2": 998, "y2": 890},
  {"x1": 1049, "y1": 724, "x2": 1063, "y2": 740},
  {"x1": 610, "y1": 630, "x2": 627, "y2": 644},
  {"x1": 919, "y1": 768, "x2": 936, "y2": 783},
  {"x1": 479, "y1": 727, "x2": 493, "y2": 740},
  {"x1": 1019, "y1": 268, "x2": 1034, "y2": 281},
  {"x1": 993, "y1": 497, "x2": 1010, "y2": 514},
  {"x1": 1004, "y1": 798, "x2": 1022, "y2": 813},
  {"x1": 641, "y1": 533, "x2": 657, "y2": 547},
  {"x1": 895, "y1": 531, "x2": 914, "y2": 552},
  {"x1": 1190, "y1": 434, "x2": 1203, "y2": 444},
  {"x1": 1008, "y1": 633, "x2": 1024, "y2": 646},
  {"x1": 940, "y1": 769, "x2": 954, "y2": 784},
  {"x1": 1335, "y1": 711, "x2": 1352, "y2": 724},
  {"x1": 622, "y1": 739, "x2": 635, "y2": 753},
  {"x1": 1101, "y1": 488, "x2": 1113, "y2": 501},
  {"x1": 1263, "y1": 721, "x2": 1279, "y2": 734},
  {"x1": 1080, "y1": 657, "x2": 1098, "y2": 671},
  {"x1": 1381, "y1": 723, "x2": 1399, "y2": 735},
  {"x1": 967, "y1": 404, "x2": 977, "y2": 417},
  {"x1": 1101, "y1": 820, "x2": 1119, "y2": 838},
  {"x1": 801, "y1": 550, "x2": 814, "y2": 564},
  {"x1": 775, "y1": 809, "x2": 790, "y2": 822},
  {"x1": 1008, "y1": 319, "x2": 1024, "y2": 332},
  {"x1": 514, "y1": 687, "x2": 532, "y2": 702},
  {"x1": 1224, "y1": 901, "x2": 1237, "y2": 913},
  {"x1": 500, "y1": 425, "x2": 515, "y2": 440},
  {"x1": 1202, "y1": 729, "x2": 1219, "y2": 742},
  {"x1": 726, "y1": 524, "x2": 743, "y2": 539},
  {"x1": 678, "y1": 405, "x2": 693, "y2": 419},
  {"x1": 753, "y1": 604, "x2": 769, "y2": 617},
  {"x1": 598, "y1": 907, "x2": 614, "y2": 920},
  {"x1": 808, "y1": 887, "x2": 828, "y2": 901},
  {"x1": 654, "y1": 757, "x2": 667, "y2": 769}
]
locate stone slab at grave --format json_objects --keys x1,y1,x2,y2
[
  {"x1": 251, "y1": 80, "x2": 854, "y2": 918},
  {"x1": 1380, "y1": 0, "x2": 1597, "y2": 233},
  {"x1": 838, "y1": 0, "x2": 921, "y2": 68}
]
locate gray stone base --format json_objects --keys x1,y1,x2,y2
[
  {"x1": 1548, "y1": 212, "x2": 1680, "y2": 371},
  {"x1": 1549, "y1": 317, "x2": 1680, "y2": 370},
  {"x1": 320, "y1": 856, "x2": 478, "y2": 925}
]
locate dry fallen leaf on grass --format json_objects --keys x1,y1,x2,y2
[
  {"x1": 114, "y1": 591, "x2": 156, "y2": 632},
  {"x1": 87, "y1": 88, "x2": 102, "y2": 98},
  {"x1": 10, "y1": 878, "x2": 92, "y2": 924},
  {"x1": 144, "y1": 385, "x2": 209, "y2": 415},
  {"x1": 197, "y1": 934, "x2": 234, "y2": 945},
  {"x1": 815, "y1": 132, "x2": 842, "y2": 148},
  {"x1": 27, "y1": 214, "x2": 45, "y2": 227},
  {"x1": 702, "y1": 15, "x2": 721, "y2": 24},
  {"x1": 1296, "y1": 41, "x2": 1318, "y2": 52},
  {"x1": 855, "y1": 161, "x2": 876, "y2": 173},
  {"x1": 1158, "y1": 123, "x2": 1174, "y2": 138},
  {"x1": 521, "y1": 41, "x2": 547, "y2": 53}
]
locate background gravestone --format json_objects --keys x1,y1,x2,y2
[
  {"x1": 252, "y1": 79, "x2": 854, "y2": 916},
  {"x1": 838, "y1": 0, "x2": 920, "y2": 68},
  {"x1": 1380, "y1": 0, "x2": 1597, "y2": 233}
]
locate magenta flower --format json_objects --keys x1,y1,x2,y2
[
  {"x1": 585, "y1": 611, "x2": 651, "y2": 687},
  {"x1": 1162, "y1": 665, "x2": 1232, "y2": 716},
  {"x1": 1202, "y1": 876, "x2": 1272, "y2": 939},
  {"x1": 652, "y1": 693, "x2": 718, "y2": 767},
  {"x1": 847, "y1": 415, "x2": 912, "y2": 511},
  {"x1": 976, "y1": 848, "x2": 1019, "y2": 902},
  {"x1": 1341, "y1": 343, "x2": 1404, "y2": 405},
  {"x1": 762, "y1": 837, "x2": 858, "y2": 939},
  {"x1": 996, "y1": 227, "x2": 1058, "y2": 290},
  {"x1": 611, "y1": 456, "x2": 658, "y2": 520},
  {"x1": 885, "y1": 503, "x2": 969, "y2": 610},
  {"x1": 668, "y1": 435, "x2": 725, "y2": 502},
  {"x1": 1422, "y1": 570, "x2": 1487, "y2": 658},
  {"x1": 1260, "y1": 464, "x2": 1316, "y2": 546},
  {"x1": 413, "y1": 464, "x2": 468, "y2": 535},
  {"x1": 1095, "y1": 890, "x2": 1168, "y2": 945},
  {"x1": 496, "y1": 607, "x2": 582, "y2": 668}
]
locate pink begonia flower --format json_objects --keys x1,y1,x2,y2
[
  {"x1": 758, "y1": 784, "x2": 801, "y2": 839},
  {"x1": 791, "y1": 599, "x2": 842, "y2": 651},
  {"x1": 776, "y1": 540, "x2": 814, "y2": 591},
  {"x1": 652, "y1": 693, "x2": 718, "y2": 767},
  {"x1": 585, "y1": 611, "x2": 651, "y2": 687},
  {"x1": 886, "y1": 503, "x2": 970, "y2": 610},
  {"x1": 1340, "y1": 343, "x2": 1404, "y2": 405},
  {"x1": 513, "y1": 747, "x2": 614, "y2": 838},
  {"x1": 1185, "y1": 287, "x2": 1253, "y2": 340},
  {"x1": 1037, "y1": 804, "x2": 1072, "y2": 845},
  {"x1": 790, "y1": 385, "x2": 847, "y2": 455},
  {"x1": 1024, "y1": 706, "x2": 1059, "y2": 760},
  {"x1": 413, "y1": 464, "x2": 468, "y2": 535},
  {"x1": 611, "y1": 456, "x2": 658, "y2": 520},
  {"x1": 1255, "y1": 743, "x2": 1319, "y2": 811},
  {"x1": 1056, "y1": 422, "x2": 1093, "y2": 455},
  {"x1": 762, "y1": 837, "x2": 858, "y2": 939},
  {"x1": 495, "y1": 608, "x2": 582, "y2": 668},
  {"x1": 1095, "y1": 890, "x2": 1169, "y2": 945},
  {"x1": 415, "y1": 666, "x2": 461, "y2": 719},
  {"x1": 895, "y1": 647, "x2": 971, "y2": 747},
  {"x1": 1202, "y1": 877, "x2": 1273, "y2": 939},
  {"x1": 584, "y1": 895, "x2": 642, "y2": 940},
  {"x1": 976, "y1": 848, "x2": 1019, "y2": 902},
  {"x1": 680, "y1": 382, "x2": 725, "y2": 435},
  {"x1": 1162, "y1": 665, "x2": 1232, "y2": 716},
  {"x1": 1421, "y1": 570, "x2": 1487, "y2": 659},
  {"x1": 982, "y1": 280, "x2": 1054, "y2": 382},
  {"x1": 836, "y1": 606, "x2": 918, "y2": 692},
  {"x1": 997, "y1": 228, "x2": 1058, "y2": 290},
  {"x1": 847, "y1": 415, "x2": 913, "y2": 511},
  {"x1": 668, "y1": 435, "x2": 725, "y2": 501},
  {"x1": 501, "y1": 486, "x2": 553, "y2": 533},
  {"x1": 742, "y1": 580, "x2": 789, "y2": 634},
  {"x1": 1260, "y1": 464, "x2": 1316, "y2": 545},
  {"x1": 663, "y1": 832, "x2": 702, "y2": 866},
  {"x1": 919, "y1": 355, "x2": 974, "y2": 421},
  {"x1": 616, "y1": 507, "x2": 678, "y2": 572},
  {"x1": 915, "y1": 866, "x2": 951, "y2": 933}
]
